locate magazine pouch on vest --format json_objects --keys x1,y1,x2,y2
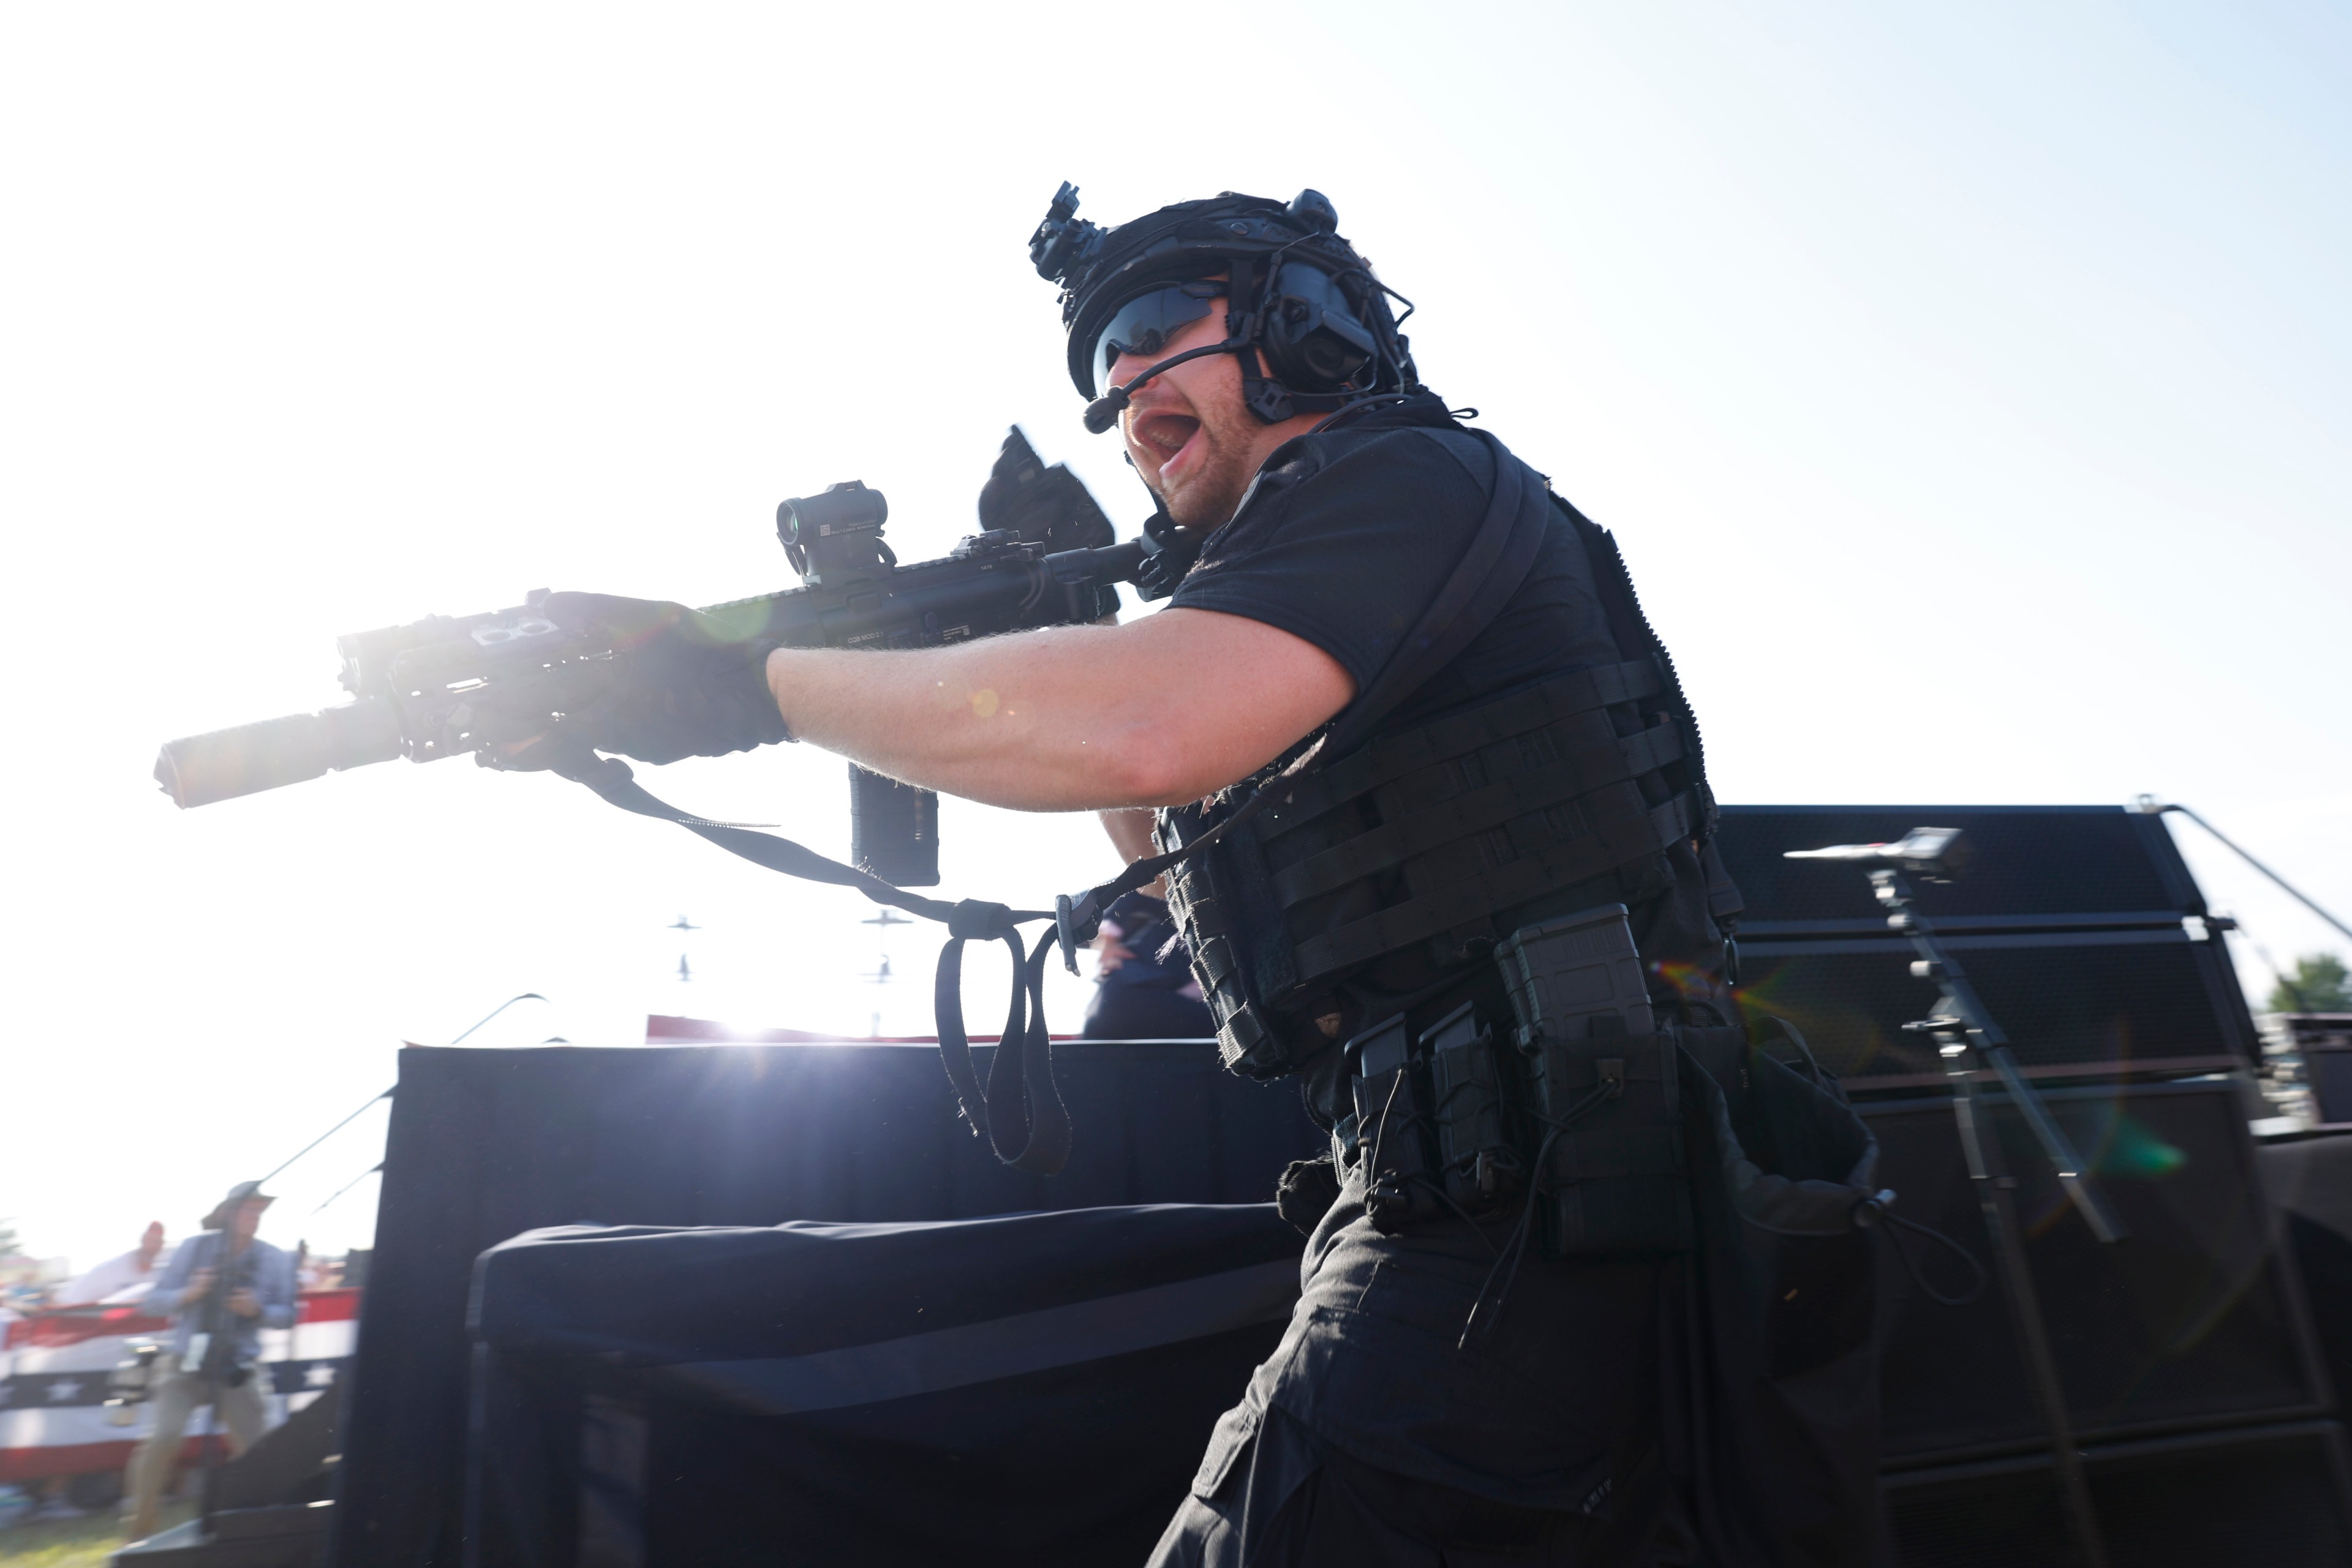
[{"x1": 1497, "y1": 903, "x2": 1692, "y2": 1256}]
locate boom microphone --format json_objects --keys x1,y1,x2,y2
[
  {"x1": 1082, "y1": 341, "x2": 1243, "y2": 434},
  {"x1": 1082, "y1": 388, "x2": 1128, "y2": 434}
]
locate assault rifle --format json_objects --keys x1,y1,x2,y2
[{"x1": 154, "y1": 429, "x2": 1147, "y2": 886}]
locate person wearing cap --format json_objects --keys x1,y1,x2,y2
[{"x1": 123, "y1": 1181, "x2": 297, "y2": 1541}]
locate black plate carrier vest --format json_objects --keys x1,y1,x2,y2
[{"x1": 1156, "y1": 496, "x2": 1722, "y2": 1081}]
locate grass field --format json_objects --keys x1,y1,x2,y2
[{"x1": 0, "y1": 1501, "x2": 192, "y2": 1568}]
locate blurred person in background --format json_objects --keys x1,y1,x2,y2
[
  {"x1": 124, "y1": 1183, "x2": 296, "y2": 1542},
  {"x1": 297, "y1": 1245, "x2": 339, "y2": 1290},
  {"x1": 1084, "y1": 811, "x2": 1215, "y2": 1041},
  {"x1": 15, "y1": 1226, "x2": 174, "y2": 1517},
  {"x1": 58, "y1": 1221, "x2": 173, "y2": 1306},
  {"x1": 1084, "y1": 889, "x2": 1215, "y2": 1039}
]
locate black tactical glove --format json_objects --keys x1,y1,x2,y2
[
  {"x1": 1275, "y1": 1155, "x2": 1343, "y2": 1237},
  {"x1": 529, "y1": 592, "x2": 788, "y2": 766}
]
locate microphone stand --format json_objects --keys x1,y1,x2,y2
[{"x1": 1871, "y1": 863, "x2": 2124, "y2": 1568}]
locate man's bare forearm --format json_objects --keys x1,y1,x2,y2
[
  {"x1": 764, "y1": 625, "x2": 1166, "y2": 810},
  {"x1": 762, "y1": 608, "x2": 1353, "y2": 813}
]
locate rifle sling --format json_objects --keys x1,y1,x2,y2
[{"x1": 546, "y1": 746, "x2": 1072, "y2": 1175}]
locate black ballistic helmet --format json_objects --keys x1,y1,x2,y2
[{"x1": 1030, "y1": 183, "x2": 1419, "y2": 431}]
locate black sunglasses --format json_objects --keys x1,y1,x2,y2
[{"x1": 1098, "y1": 280, "x2": 1230, "y2": 381}]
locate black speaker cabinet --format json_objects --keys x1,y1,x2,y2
[
  {"x1": 2283, "y1": 1016, "x2": 2352, "y2": 1125},
  {"x1": 1714, "y1": 807, "x2": 2259, "y2": 1088},
  {"x1": 1863, "y1": 1079, "x2": 2332, "y2": 1463},
  {"x1": 2260, "y1": 1131, "x2": 2352, "y2": 1437},
  {"x1": 1884, "y1": 1420, "x2": 2352, "y2": 1567},
  {"x1": 1731, "y1": 932, "x2": 2251, "y2": 1087}
]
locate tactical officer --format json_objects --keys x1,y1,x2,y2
[{"x1": 543, "y1": 187, "x2": 1743, "y2": 1563}]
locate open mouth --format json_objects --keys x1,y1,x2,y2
[{"x1": 1133, "y1": 411, "x2": 1202, "y2": 471}]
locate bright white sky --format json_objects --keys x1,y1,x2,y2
[{"x1": 2, "y1": 2, "x2": 2345, "y2": 1272}]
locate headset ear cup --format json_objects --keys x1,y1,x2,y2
[
  {"x1": 1263, "y1": 316, "x2": 1375, "y2": 394},
  {"x1": 1261, "y1": 262, "x2": 1379, "y2": 394}
]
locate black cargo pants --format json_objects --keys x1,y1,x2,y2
[
  {"x1": 1147, "y1": 1164, "x2": 1676, "y2": 1568},
  {"x1": 1148, "y1": 1403, "x2": 1623, "y2": 1567}
]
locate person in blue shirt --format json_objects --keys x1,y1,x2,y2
[
  {"x1": 123, "y1": 1180, "x2": 297, "y2": 1542},
  {"x1": 1081, "y1": 880, "x2": 1216, "y2": 1042}
]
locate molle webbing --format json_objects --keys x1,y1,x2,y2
[
  {"x1": 1290, "y1": 788, "x2": 1696, "y2": 982},
  {"x1": 1268, "y1": 658, "x2": 1664, "y2": 829},
  {"x1": 1249, "y1": 657, "x2": 1695, "y2": 986},
  {"x1": 1264, "y1": 707, "x2": 1683, "y2": 906},
  {"x1": 1164, "y1": 867, "x2": 1273, "y2": 1068}
]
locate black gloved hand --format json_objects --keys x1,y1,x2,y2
[
  {"x1": 523, "y1": 592, "x2": 788, "y2": 766},
  {"x1": 1276, "y1": 1156, "x2": 1343, "y2": 1237}
]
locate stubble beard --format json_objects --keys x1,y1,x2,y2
[{"x1": 1150, "y1": 399, "x2": 1267, "y2": 535}]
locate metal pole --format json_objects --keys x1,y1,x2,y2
[
  {"x1": 1877, "y1": 868, "x2": 2114, "y2": 1568},
  {"x1": 445, "y1": 992, "x2": 548, "y2": 1046},
  {"x1": 307, "y1": 1163, "x2": 383, "y2": 1217},
  {"x1": 1877, "y1": 870, "x2": 2125, "y2": 1243},
  {"x1": 1943, "y1": 1050, "x2": 2111, "y2": 1568},
  {"x1": 2138, "y1": 797, "x2": 2352, "y2": 946},
  {"x1": 257, "y1": 1089, "x2": 393, "y2": 1188},
  {"x1": 255, "y1": 993, "x2": 546, "y2": 1186}
]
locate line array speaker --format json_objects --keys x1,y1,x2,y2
[
  {"x1": 1863, "y1": 1079, "x2": 2330, "y2": 1463},
  {"x1": 1714, "y1": 807, "x2": 2259, "y2": 1088},
  {"x1": 2282, "y1": 1015, "x2": 2352, "y2": 1125}
]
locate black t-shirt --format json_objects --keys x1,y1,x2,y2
[{"x1": 1168, "y1": 398, "x2": 1621, "y2": 733}]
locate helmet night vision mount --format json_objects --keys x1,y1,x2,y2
[{"x1": 1030, "y1": 183, "x2": 1420, "y2": 435}]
